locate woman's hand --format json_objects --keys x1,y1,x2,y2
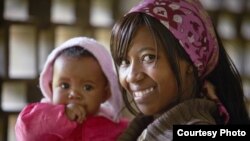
[
  {"x1": 203, "y1": 80, "x2": 230, "y2": 123},
  {"x1": 203, "y1": 80, "x2": 218, "y2": 101}
]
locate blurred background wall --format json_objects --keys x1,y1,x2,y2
[{"x1": 0, "y1": 0, "x2": 250, "y2": 141}]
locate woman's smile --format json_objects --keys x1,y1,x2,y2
[{"x1": 133, "y1": 86, "x2": 156, "y2": 103}]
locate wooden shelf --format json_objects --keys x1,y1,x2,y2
[{"x1": 0, "y1": 0, "x2": 133, "y2": 140}]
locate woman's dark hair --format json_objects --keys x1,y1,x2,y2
[
  {"x1": 110, "y1": 13, "x2": 249, "y2": 124},
  {"x1": 205, "y1": 30, "x2": 249, "y2": 124}
]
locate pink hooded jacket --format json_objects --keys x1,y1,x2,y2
[{"x1": 15, "y1": 37, "x2": 128, "y2": 141}]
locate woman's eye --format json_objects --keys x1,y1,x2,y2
[
  {"x1": 60, "y1": 83, "x2": 70, "y2": 89},
  {"x1": 83, "y1": 84, "x2": 93, "y2": 91},
  {"x1": 142, "y1": 54, "x2": 156, "y2": 63}
]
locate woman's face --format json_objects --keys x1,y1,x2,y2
[{"x1": 118, "y1": 26, "x2": 192, "y2": 115}]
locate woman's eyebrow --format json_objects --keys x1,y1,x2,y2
[{"x1": 137, "y1": 47, "x2": 155, "y2": 53}]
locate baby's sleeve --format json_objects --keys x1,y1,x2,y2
[{"x1": 15, "y1": 103, "x2": 77, "y2": 141}]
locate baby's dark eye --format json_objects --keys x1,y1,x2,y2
[
  {"x1": 60, "y1": 83, "x2": 70, "y2": 89},
  {"x1": 83, "y1": 84, "x2": 93, "y2": 91}
]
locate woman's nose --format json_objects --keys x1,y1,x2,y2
[{"x1": 126, "y1": 62, "x2": 144, "y2": 83}]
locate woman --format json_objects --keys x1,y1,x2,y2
[{"x1": 110, "y1": 0, "x2": 250, "y2": 140}]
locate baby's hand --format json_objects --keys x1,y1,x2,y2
[{"x1": 65, "y1": 103, "x2": 86, "y2": 124}]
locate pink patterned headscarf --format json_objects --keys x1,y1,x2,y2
[{"x1": 128, "y1": 0, "x2": 219, "y2": 78}]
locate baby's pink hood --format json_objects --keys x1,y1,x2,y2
[{"x1": 39, "y1": 37, "x2": 123, "y2": 122}]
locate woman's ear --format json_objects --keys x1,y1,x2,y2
[{"x1": 179, "y1": 59, "x2": 193, "y2": 76}]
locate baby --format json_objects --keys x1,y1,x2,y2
[{"x1": 15, "y1": 37, "x2": 128, "y2": 141}]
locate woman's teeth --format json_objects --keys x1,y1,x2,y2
[{"x1": 134, "y1": 87, "x2": 154, "y2": 97}]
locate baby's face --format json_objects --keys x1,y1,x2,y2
[{"x1": 51, "y1": 55, "x2": 109, "y2": 116}]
